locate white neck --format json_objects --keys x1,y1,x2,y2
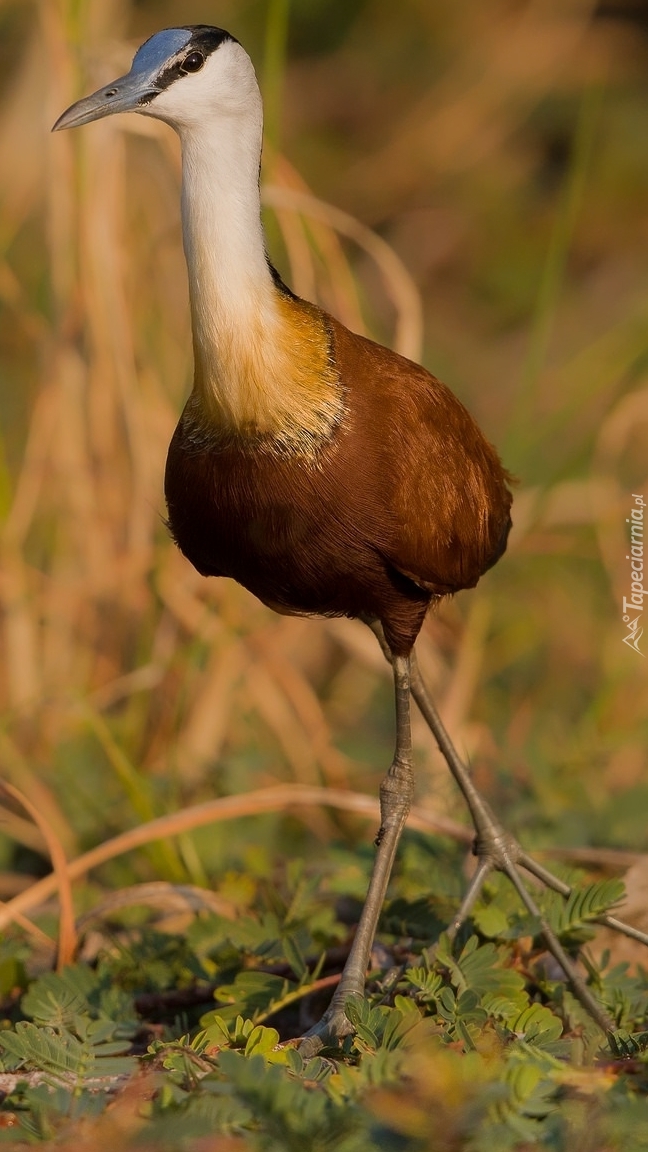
[
  {"x1": 151, "y1": 42, "x2": 342, "y2": 448},
  {"x1": 178, "y1": 107, "x2": 278, "y2": 412}
]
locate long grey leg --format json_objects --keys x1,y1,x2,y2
[
  {"x1": 369, "y1": 622, "x2": 648, "y2": 1033},
  {"x1": 299, "y1": 654, "x2": 414, "y2": 1057}
]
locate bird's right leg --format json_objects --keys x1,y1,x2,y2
[
  {"x1": 298, "y1": 653, "x2": 415, "y2": 1058},
  {"x1": 369, "y1": 621, "x2": 648, "y2": 1033}
]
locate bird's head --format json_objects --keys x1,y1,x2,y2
[{"x1": 53, "y1": 25, "x2": 260, "y2": 135}]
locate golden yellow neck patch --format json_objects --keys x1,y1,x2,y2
[{"x1": 191, "y1": 288, "x2": 343, "y2": 453}]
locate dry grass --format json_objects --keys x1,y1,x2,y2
[{"x1": 0, "y1": 0, "x2": 647, "y2": 932}]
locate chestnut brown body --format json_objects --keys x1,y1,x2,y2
[{"x1": 165, "y1": 310, "x2": 512, "y2": 656}]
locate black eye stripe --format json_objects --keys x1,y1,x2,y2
[{"x1": 151, "y1": 29, "x2": 235, "y2": 95}]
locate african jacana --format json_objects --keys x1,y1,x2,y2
[{"x1": 54, "y1": 25, "x2": 644, "y2": 1051}]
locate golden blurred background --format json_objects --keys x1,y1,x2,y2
[{"x1": 0, "y1": 0, "x2": 647, "y2": 901}]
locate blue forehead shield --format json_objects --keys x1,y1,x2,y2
[{"x1": 131, "y1": 28, "x2": 192, "y2": 73}]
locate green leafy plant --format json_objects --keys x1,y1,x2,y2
[{"x1": 0, "y1": 863, "x2": 645, "y2": 1149}]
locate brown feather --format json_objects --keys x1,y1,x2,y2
[{"x1": 165, "y1": 299, "x2": 512, "y2": 656}]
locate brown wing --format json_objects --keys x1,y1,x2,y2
[{"x1": 330, "y1": 318, "x2": 513, "y2": 597}]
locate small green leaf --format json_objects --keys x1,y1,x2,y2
[
  {"x1": 608, "y1": 1029, "x2": 648, "y2": 1058},
  {"x1": 473, "y1": 903, "x2": 511, "y2": 938},
  {"x1": 282, "y1": 934, "x2": 308, "y2": 980},
  {"x1": 244, "y1": 1025, "x2": 280, "y2": 1056},
  {"x1": 197, "y1": 1017, "x2": 231, "y2": 1050},
  {"x1": 511, "y1": 1004, "x2": 563, "y2": 1046}
]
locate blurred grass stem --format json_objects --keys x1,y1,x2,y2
[
  {"x1": 506, "y1": 85, "x2": 603, "y2": 468},
  {"x1": 262, "y1": 0, "x2": 291, "y2": 160}
]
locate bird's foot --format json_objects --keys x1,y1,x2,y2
[
  {"x1": 448, "y1": 805, "x2": 648, "y2": 1033},
  {"x1": 457, "y1": 803, "x2": 648, "y2": 948},
  {"x1": 297, "y1": 999, "x2": 356, "y2": 1060}
]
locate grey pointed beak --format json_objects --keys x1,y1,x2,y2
[{"x1": 52, "y1": 67, "x2": 157, "y2": 132}]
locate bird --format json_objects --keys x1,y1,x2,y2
[{"x1": 53, "y1": 25, "x2": 644, "y2": 1051}]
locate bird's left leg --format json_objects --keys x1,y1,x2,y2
[
  {"x1": 299, "y1": 654, "x2": 415, "y2": 1058},
  {"x1": 369, "y1": 621, "x2": 648, "y2": 1033}
]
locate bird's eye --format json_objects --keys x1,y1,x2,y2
[{"x1": 182, "y1": 51, "x2": 205, "y2": 74}]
